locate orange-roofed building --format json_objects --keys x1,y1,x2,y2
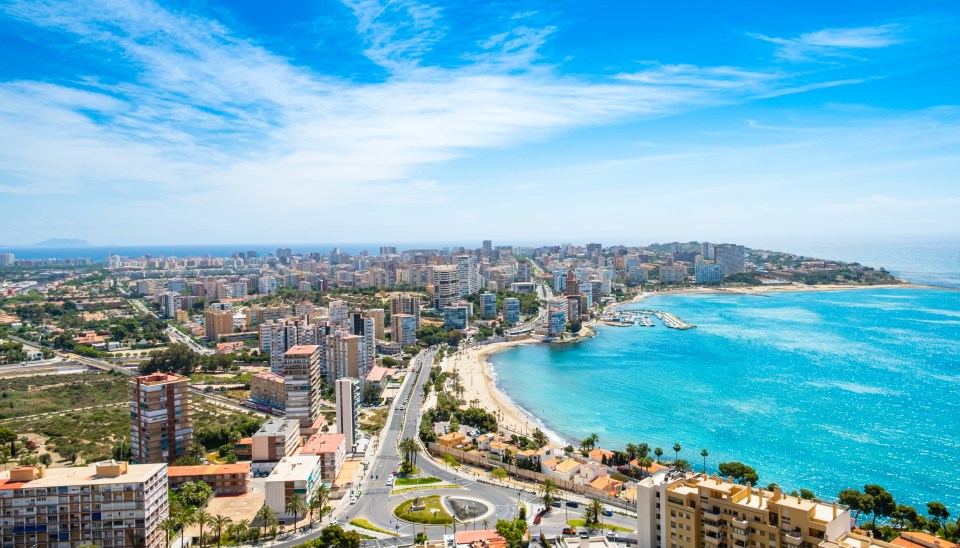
[
  {"x1": 454, "y1": 529, "x2": 510, "y2": 548},
  {"x1": 892, "y1": 532, "x2": 957, "y2": 548},
  {"x1": 299, "y1": 433, "x2": 346, "y2": 482},
  {"x1": 216, "y1": 341, "x2": 244, "y2": 354},
  {"x1": 630, "y1": 458, "x2": 670, "y2": 476},
  {"x1": 168, "y1": 463, "x2": 250, "y2": 495},
  {"x1": 589, "y1": 475, "x2": 623, "y2": 497},
  {"x1": 438, "y1": 432, "x2": 468, "y2": 449},
  {"x1": 588, "y1": 448, "x2": 615, "y2": 464}
]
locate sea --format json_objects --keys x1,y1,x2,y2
[{"x1": 491, "y1": 286, "x2": 960, "y2": 511}]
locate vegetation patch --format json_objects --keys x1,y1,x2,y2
[
  {"x1": 391, "y1": 484, "x2": 460, "y2": 494},
  {"x1": 394, "y1": 496, "x2": 455, "y2": 524},
  {"x1": 349, "y1": 519, "x2": 397, "y2": 536},
  {"x1": 395, "y1": 476, "x2": 442, "y2": 486},
  {"x1": 565, "y1": 520, "x2": 634, "y2": 533},
  {"x1": 14, "y1": 405, "x2": 130, "y2": 464},
  {"x1": 0, "y1": 371, "x2": 129, "y2": 420}
]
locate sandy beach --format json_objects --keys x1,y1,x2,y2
[{"x1": 443, "y1": 338, "x2": 548, "y2": 440}]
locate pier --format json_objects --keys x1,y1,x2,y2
[{"x1": 601, "y1": 309, "x2": 696, "y2": 329}]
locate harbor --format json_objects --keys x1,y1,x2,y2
[{"x1": 601, "y1": 309, "x2": 696, "y2": 329}]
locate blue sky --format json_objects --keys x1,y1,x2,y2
[{"x1": 1, "y1": 0, "x2": 958, "y2": 247}]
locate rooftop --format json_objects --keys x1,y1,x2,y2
[
  {"x1": 266, "y1": 456, "x2": 320, "y2": 483},
  {"x1": 300, "y1": 433, "x2": 346, "y2": 455},
  {"x1": 285, "y1": 344, "x2": 320, "y2": 356},
  {"x1": 136, "y1": 372, "x2": 187, "y2": 384},
  {"x1": 168, "y1": 463, "x2": 251, "y2": 477},
  {"x1": 0, "y1": 462, "x2": 164, "y2": 490},
  {"x1": 255, "y1": 418, "x2": 300, "y2": 437}
]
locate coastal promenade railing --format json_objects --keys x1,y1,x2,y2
[{"x1": 427, "y1": 443, "x2": 635, "y2": 513}]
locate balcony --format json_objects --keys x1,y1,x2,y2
[
  {"x1": 731, "y1": 529, "x2": 749, "y2": 542},
  {"x1": 731, "y1": 518, "x2": 749, "y2": 529},
  {"x1": 703, "y1": 520, "x2": 723, "y2": 534},
  {"x1": 703, "y1": 534, "x2": 723, "y2": 546},
  {"x1": 783, "y1": 531, "x2": 803, "y2": 545}
]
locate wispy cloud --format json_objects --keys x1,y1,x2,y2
[{"x1": 751, "y1": 24, "x2": 904, "y2": 62}]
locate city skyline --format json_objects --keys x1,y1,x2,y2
[{"x1": 2, "y1": 0, "x2": 959, "y2": 245}]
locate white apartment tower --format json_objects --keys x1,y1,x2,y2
[
  {"x1": 456, "y1": 255, "x2": 479, "y2": 296},
  {"x1": 335, "y1": 377, "x2": 360, "y2": 452}
]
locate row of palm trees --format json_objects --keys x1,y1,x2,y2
[{"x1": 161, "y1": 482, "x2": 331, "y2": 547}]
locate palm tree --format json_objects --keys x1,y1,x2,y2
[
  {"x1": 399, "y1": 437, "x2": 420, "y2": 471},
  {"x1": 700, "y1": 449, "x2": 709, "y2": 473},
  {"x1": 672, "y1": 443, "x2": 681, "y2": 463},
  {"x1": 194, "y1": 509, "x2": 212, "y2": 548},
  {"x1": 285, "y1": 493, "x2": 308, "y2": 529},
  {"x1": 654, "y1": 447, "x2": 663, "y2": 463},
  {"x1": 230, "y1": 519, "x2": 251, "y2": 547},
  {"x1": 580, "y1": 433, "x2": 599, "y2": 451},
  {"x1": 211, "y1": 515, "x2": 232, "y2": 548},
  {"x1": 159, "y1": 517, "x2": 178, "y2": 548},
  {"x1": 585, "y1": 497, "x2": 605, "y2": 529},
  {"x1": 310, "y1": 483, "x2": 330, "y2": 526},
  {"x1": 255, "y1": 505, "x2": 276, "y2": 541},
  {"x1": 637, "y1": 443, "x2": 650, "y2": 459},
  {"x1": 539, "y1": 478, "x2": 557, "y2": 508},
  {"x1": 483, "y1": 519, "x2": 489, "y2": 530},
  {"x1": 625, "y1": 444, "x2": 639, "y2": 461},
  {"x1": 176, "y1": 509, "x2": 195, "y2": 546}
]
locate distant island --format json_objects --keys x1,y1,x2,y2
[{"x1": 30, "y1": 238, "x2": 88, "y2": 248}]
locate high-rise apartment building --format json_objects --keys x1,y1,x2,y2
[
  {"x1": 328, "y1": 300, "x2": 349, "y2": 328},
  {"x1": 204, "y1": 309, "x2": 233, "y2": 342},
  {"x1": 547, "y1": 302, "x2": 567, "y2": 336},
  {"x1": 392, "y1": 313, "x2": 417, "y2": 347},
  {"x1": 326, "y1": 331, "x2": 362, "y2": 384},
  {"x1": 431, "y1": 265, "x2": 460, "y2": 309},
  {"x1": 636, "y1": 471, "x2": 851, "y2": 548},
  {"x1": 479, "y1": 292, "x2": 497, "y2": 319},
  {"x1": 130, "y1": 373, "x2": 192, "y2": 464},
  {"x1": 714, "y1": 244, "x2": 746, "y2": 277},
  {"x1": 0, "y1": 461, "x2": 168, "y2": 548},
  {"x1": 283, "y1": 345, "x2": 322, "y2": 428},
  {"x1": 695, "y1": 263, "x2": 723, "y2": 284},
  {"x1": 564, "y1": 269, "x2": 580, "y2": 296},
  {"x1": 390, "y1": 294, "x2": 421, "y2": 327},
  {"x1": 367, "y1": 308, "x2": 385, "y2": 339},
  {"x1": 0, "y1": 253, "x2": 14, "y2": 266},
  {"x1": 517, "y1": 259, "x2": 532, "y2": 282},
  {"x1": 161, "y1": 291, "x2": 181, "y2": 319},
  {"x1": 335, "y1": 378, "x2": 360, "y2": 452},
  {"x1": 503, "y1": 297, "x2": 521, "y2": 324},
  {"x1": 456, "y1": 255, "x2": 479, "y2": 296},
  {"x1": 443, "y1": 305, "x2": 469, "y2": 330}
]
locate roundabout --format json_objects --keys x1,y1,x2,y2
[{"x1": 394, "y1": 494, "x2": 495, "y2": 525}]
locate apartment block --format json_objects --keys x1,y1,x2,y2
[
  {"x1": 167, "y1": 463, "x2": 250, "y2": 495},
  {"x1": 264, "y1": 456, "x2": 322, "y2": 521},
  {"x1": 130, "y1": 373, "x2": 192, "y2": 464},
  {"x1": 252, "y1": 419, "x2": 302, "y2": 463},
  {"x1": 503, "y1": 297, "x2": 521, "y2": 324},
  {"x1": 367, "y1": 308, "x2": 385, "y2": 339},
  {"x1": 335, "y1": 378, "x2": 360, "y2": 452},
  {"x1": 392, "y1": 313, "x2": 417, "y2": 348},
  {"x1": 299, "y1": 433, "x2": 346, "y2": 483},
  {"x1": 283, "y1": 346, "x2": 322, "y2": 428},
  {"x1": 325, "y1": 331, "x2": 362, "y2": 384},
  {"x1": 389, "y1": 294, "x2": 420, "y2": 327},
  {"x1": 714, "y1": 244, "x2": 746, "y2": 277},
  {"x1": 479, "y1": 292, "x2": 497, "y2": 319},
  {"x1": 431, "y1": 265, "x2": 460, "y2": 309},
  {"x1": 636, "y1": 472, "x2": 851, "y2": 548},
  {"x1": 0, "y1": 461, "x2": 168, "y2": 548},
  {"x1": 249, "y1": 371, "x2": 286, "y2": 413},
  {"x1": 204, "y1": 309, "x2": 233, "y2": 342}
]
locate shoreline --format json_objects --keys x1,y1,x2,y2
[{"x1": 449, "y1": 281, "x2": 951, "y2": 451}]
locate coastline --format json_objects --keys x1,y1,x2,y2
[{"x1": 450, "y1": 281, "x2": 947, "y2": 450}]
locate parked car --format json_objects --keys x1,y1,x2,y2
[
  {"x1": 579, "y1": 532, "x2": 590, "y2": 539},
  {"x1": 562, "y1": 527, "x2": 576, "y2": 536},
  {"x1": 603, "y1": 509, "x2": 613, "y2": 517},
  {"x1": 551, "y1": 501, "x2": 562, "y2": 508},
  {"x1": 566, "y1": 501, "x2": 579, "y2": 508},
  {"x1": 606, "y1": 531, "x2": 617, "y2": 540},
  {"x1": 533, "y1": 515, "x2": 542, "y2": 525}
]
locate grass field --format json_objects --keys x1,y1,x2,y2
[
  {"x1": 14, "y1": 405, "x2": 130, "y2": 464},
  {"x1": 565, "y1": 520, "x2": 634, "y2": 533},
  {"x1": 349, "y1": 519, "x2": 397, "y2": 536},
  {"x1": 0, "y1": 371, "x2": 129, "y2": 420},
  {"x1": 395, "y1": 476, "x2": 441, "y2": 486},
  {"x1": 394, "y1": 496, "x2": 454, "y2": 525}
]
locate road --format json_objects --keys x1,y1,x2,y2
[{"x1": 130, "y1": 298, "x2": 213, "y2": 355}]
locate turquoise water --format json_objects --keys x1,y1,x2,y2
[{"x1": 490, "y1": 288, "x2": 960, "y2": 510}]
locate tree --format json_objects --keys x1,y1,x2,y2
[
  {"x1": 865, "y1": 485, "x2": 896, "y2": 528},
  {"x1": 531, "y1": 428, "x2": 548, "y2": 449},
  {"x1": 672, "y1": 443, "x2": 681, "y2": 462},
  {"x1": 580, "y1": 433, "x2": 599, "y2": 451},
  {"x1": 539, "y1": 479, "x2": 557, "y2": 509},
  {"x1": 0, "y1": 428, "x2": 16, "y2": 458},
  {"x1": 320, "y1": 524, "x2": 361, "y2": 548},
  {"x1": 495, "y1": 518, "x2": 528, "y2": 548},
  {"x1": 491, "y1": 467, "x2": 507, "y2": 483},
  {"x1": 211, "y1": 515, "x2": 231, "y2": 548},
  {"x1": 443, "y1": 453, "x2": 459, "y2": 469},
  {"x1": 799, "y1": 489, "x2": 816, "y2": 500},
  {"x1": 928, "y1": 502, "x2": 950, "y2": 534},
  {"x1": 194, "y1": 509, "x2": 211, "y2": 548},
  {"x1": 310, "y1": 483, "x2": 330, "y2": 526},
  {"x1": 891, "y1": 505, "x2": 920, "y2": 531},
  {"x1": 179, "y1": 480, "x2": 213, "y2": 508},
  {"x1": 637, "y1": 443, "x2": 650, "y2": 459},
  {"x1": 159, "y1": 517, "x2": 178, "y2": 548},
  {"x1": 449, "y1": 414, "x2": 460, "y2": 433},
  {"x1": 673, "y1": 459, "x2": 690, "y2": 471},
  {"x1": 585, "y1": 497, "x2": 605, "y2": 528},
  {"x1": 285, "y1": 493, "x2": 308, "y2": 528},
  {"x1": 654, "y1": 447, "x2": 663, "y2": 463},
  {"x1": 718, "y1": 462, "x2": 759, "y2": 485},
  {"x1": 255, "y1": 505, "x2": 277, "y2": 540},
  {"x1": 414, "y1": 531, "x2": 429, "y2": 544},
  {"x1": 700, "y1": 449, "x2": 709, "y2": 473}
]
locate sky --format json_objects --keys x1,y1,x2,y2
[{"x1": 1, "y1": 0, "x2": 959, "y2": 248}]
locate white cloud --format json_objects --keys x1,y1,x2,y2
[{"x1": 751, "y1": 24, "x2": 903, "y2": 62}]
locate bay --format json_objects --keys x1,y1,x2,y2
[{"x1": 490, "y1": 287, "x2": 960, "y2": 510}]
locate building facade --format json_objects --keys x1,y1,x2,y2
[
  {"x1": 335, "y1": 378, "x2": 360, "y2": 452},
  {"x1": 283, "y1": 345, "x2": 322, "y2": 428},
  {"x1": 504, "y1": 297, "x2": 521, "y2": 324},
  {"x1": 130, "y1": 373, "x2": 192, "y2": 464},
  {"x1": 392, "y1": 313, "x2": 417, "y2": 348},
  {"x1": 0, "y1": 461, "x2": 168, "y2": 548},
  {"x1": 714, "y1": 244, "x2": 746, "y2": 277}
]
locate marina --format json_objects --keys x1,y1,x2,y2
[{"x1": 601, "y1": 309, "x2": 695, "y2": 329}]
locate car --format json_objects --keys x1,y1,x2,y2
[
  {"x1": 606, "y1": 531, "x2": 617, "y2": 540},
  {"x1": 579, "y1": 532, "x2": 590, "y2": 539},
  {"x1": 602, "y1": 509, "x2": 613, "y2": 517},
  {"x1": 551, "y1": 501, "x2": 562, "y2": 508},
  {"x1": 562, "y1": 527, "x2": 576, "y2": 536},
  {"x1": 350, "y1": 496, "x2": 358, "y2": 504},
  {"x1": 533, "y1": 515, "x2": 542, "y2": 525},
  {"x1": 566, "y1": 501, "x2": 579, "y2": 508}
]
